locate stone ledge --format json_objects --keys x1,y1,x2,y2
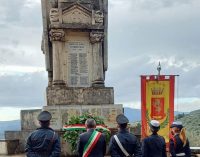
[
  {"x1": 21, "y1": 109, "x2": 42, "y2": 131},
  {"x1": 50, "y1": 23, "x2": 104, "y2": 30},
  {"x1": 43, "y1": 104, "x2": 123, "y2": 129},
  {"x1": 0, "y1": 139, "x2": 19, "y2": 155},
  {"x1": 191, "y1": 147, "x2": 200, "y2": 155},
  {"x1": 20, "y1": 104, "x2": 123, "y2": 130},
  {"x1": 46, "y1": 87, "x2": 114, "y2": 105}
]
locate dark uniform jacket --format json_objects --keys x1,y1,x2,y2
[
  {"x1": 142, "y1": 133, "x2": 167, "y2": 157},
  {"x1": 109, "y1": 129, "x2": 142, "y2": 157},
  {"x1": 77, "y1": 129, "x2": 106, "y2": 157},
  {"x1": 169, "y1": 134, "x2": 191, "y2": 157},
  {"x1": 25, "y1": 127, "x2": 61, "y2": 157}
]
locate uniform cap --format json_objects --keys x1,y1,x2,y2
[
  {"x1": 37, "y1": 111, "x2": 52, "y2": 121},
  {"x1": 116, "y1": 114, "x2": 129, "y2": 124},
  {"x1": 170, "y1": 121, "x2": 183, "y2": 129},
  {"x1": 150, "y1": 120, "x2": 160, "y2": 128}
]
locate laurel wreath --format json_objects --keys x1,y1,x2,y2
[
  {"x1": 146, "y1": 109, "x2": 169, "y2": 129},
  {"x1": 63, "y1": 113, "x2": 111, "y2": 153}
]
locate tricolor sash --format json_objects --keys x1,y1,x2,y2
[{"x1": 83, "y1": 130, "x2": 102, "y2": 157}]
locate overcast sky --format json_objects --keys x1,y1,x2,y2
[{"x1": 0, "y1": 0, "x2": 200, "y2": 120}]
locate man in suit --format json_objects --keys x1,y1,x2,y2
[
  {"x1": 25, "y1": 111, "x2": 61, "y2": 157},
  {"x1": 77, "y1": 118, "x2": 106, "y2": 157},
  {"x1": 109, "y1": 114, "x2": 142, "y2": 157},
  {"x1": 142, "y1": 120, "x2": 167, "y2": 157}
]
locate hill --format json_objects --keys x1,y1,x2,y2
[
  {"x1": 0, "y1": 120, "x2": 21, "y2": 139},
  {"x1": 176, "y1": 109, "x2": 200, "y2": 147},
  {"x1": 124, "y1": 107, "x2": 185, "y2": 123},
  {"x1": 124, "y1": 108, "x2": 141, "y2": 122}
]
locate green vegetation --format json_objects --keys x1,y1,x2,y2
[
  {"x1": 176, "y1": 110, "x2": 200, "y2": 147},
  {"x1": 175, "y1": 113, "x2": 186, "y2": 120},
  {"x1": 63, "y1": 113, "x2": 111, "y2": 153}
]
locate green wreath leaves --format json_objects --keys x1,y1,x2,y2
[{"x1": 63, "y1": 113, "x2": 110, "y2": 153}]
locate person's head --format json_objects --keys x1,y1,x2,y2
[
  {"x1": 85, "y1": 118, "x2": 96, "y2": 129},
  {"x1": 170, "y1": 121, "x2": 187, "y2": 146},
  {"x1": 37, "y1": 111, "x2": 52, "y2": 128},
  {"x1": 149, "y1": 120, "x2": 160, "y2": 134},
  {"x1": 170, "y1": 121, "x2": 183, "y2": 135},
  {"x1": 116, "y1": 114, "x2": 129, "y2": 129}
]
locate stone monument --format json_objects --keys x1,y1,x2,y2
[
  {"x1": 40, "y1": 0, "x2": 123, "y2": 130},
  {"x1": 5, "y1": 0, "x2": 123, "y2": 156},
  {"x1": 42, "y1": 0, "x2": 108, "y2": 88}
]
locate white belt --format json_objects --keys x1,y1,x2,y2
[{"x1": 176, "y1": 153, "x2": 185, "y2": 156}]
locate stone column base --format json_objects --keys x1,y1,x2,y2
[
  {"x1": 20, "y1": 104, "x2": 123, "y2": 131},
  {"x1": 46, "y1": 87, "x2": 114, "y2": 105},
  {"x1": 9, "y1": 104, "x2": 123, "y2": 156}
]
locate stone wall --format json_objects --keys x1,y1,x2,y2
[
  {"x1": 46, "y1": 87, "x2": 114, "y2": 105},
  {"x1": 0, "y1": 139, "x2": 19, "y2": 155},
  {"x1": 21, "y1": 109, "x2": 41, "y2": 130},
  {"x1": 21, "y1": 104, "x2": 123, "y2": 130}
]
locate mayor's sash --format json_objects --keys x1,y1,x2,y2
[{"x1": 83, "y1": 130, "x2": 102, "y2": 157}]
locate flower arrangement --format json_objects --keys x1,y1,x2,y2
[{"x1": 63, "y1": 113, "x2": 111, "y2": 153}]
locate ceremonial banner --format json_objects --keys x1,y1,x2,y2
[{"x1": 141, "y1": 75, "x2": 175, "y2": 143}]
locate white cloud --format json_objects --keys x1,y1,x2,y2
[
  {"x1": 175, "y1": 97, "x2": 200, "y2": 112},
  {"x1": 148, "y1": 56, "x2": 200, "y2": 72},
  {"x1": 0, "y1": 107, "x2": 40, "y2": 121},
  {"x1": 0, "y1": 72, "x2": 47, "y2": 107},
  {"x1": 25, "y1": 0, "x2": 41, "y2": 7},
  {"x1": 0, "y1": 65, "x2": 44, "y2": 75}
]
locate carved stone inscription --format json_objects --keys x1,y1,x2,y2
[
  {"x1": 67, "y1": 41, "x2": 89, "y2": 87},
  {"x1": 43, "y1": 104, "x2": 123, "y2": 130}
]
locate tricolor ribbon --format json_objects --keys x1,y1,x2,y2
[{"x1": 63, "y1": 124, "x2": 110, "y2": 132}]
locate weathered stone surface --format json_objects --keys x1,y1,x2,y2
[
  {"x1": 20, "y1": 109, "x2": 41, "y2": 130},
  {"x1": 50, "y1": 23, "x2": 104, "y2": 30},
  {"x1": 0, "y1": 140, "x2": 19, "y2": 155},
  {"x1": 62, "y1": 4, "x2": 91, "y2": 24},
  {"x1": 0, "y1": 141, "x2": 8, "y2": 155},
  {"x1": 64, "y1": 32, "x2": 91, "y2": 87},
  {"x1": 46, "y1": 87, "x2": 114, "y2": 105},
  {"x1": 41, "y1": 0, "x2": 108, "y2": 87},
  {"x1": 43, "y1": 104, "x2": 123, "y2": 130},
  {"x1": 20, "y1": 104, "x2": 122, "y2": 131},
  {"x1": 5, "y1": 131, "x2": 29, "y2": 154}
]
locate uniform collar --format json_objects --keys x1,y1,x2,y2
[
  {"x1": 87, "y1": 128, "x2": 95, "y2": 132},
  {"x1": 37, "y1": 126, "x2": 53, "y2": 130},
  {"x1": 119, "y1": 128, "x2": 129, "y2": 133},
  {"x1": 152, "y1": 132, "x2": 158, "y2": 135}
]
